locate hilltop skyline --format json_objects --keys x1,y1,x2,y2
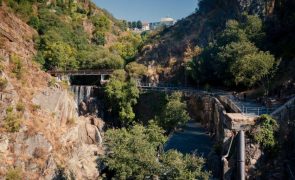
[{"x1": 93, "y1": 0, "x2": 198, "y2": 22}]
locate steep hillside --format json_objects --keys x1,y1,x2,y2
[
  {"x1": 0, "y1": 3, "x2": 105, "y2": 179},
  {"x1": 0, "y1": 0, "x2": 143, "y2": 71},
  {"x1": 137, "y1": 0, "x2": 294, "y2": 88}
]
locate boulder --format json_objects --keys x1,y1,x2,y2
[{"x1": 14, "y1": 133, "x2": 52, "y2": 158}]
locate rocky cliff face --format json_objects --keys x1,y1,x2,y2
[
  {"x1": 0, "y1": 5, "x2": 105, "y2": 179},
  {"x1": 0, "y1": 5, "x2": 36, "y2": 61}
]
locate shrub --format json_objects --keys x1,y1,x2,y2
[
  {"x1": 4, "y1": 107, "x2": 21, "y2": 132},
  {"x1": 11, "y1": 55, "x2": 24, "y2": 80},
  {"x1": 34, "y1": 52, "x2": 45, "y2": 66},
  {"x1": 7, "y1": 0, "x2": 16, "y2": 9},
  {"x1": 48, "y1": 78, "x2": 57, "y2": 87},
  {"x1": 6, "y1": 106, "x2": 13, "y2": 113},
  {"x1": 91, "y1": 15, "x2": 111, "y2": 32},
  {"x1": 125, "y1": 62, "x2": 147, "y2": 78},
  {"x1": 253, "y1": 115, "x2": 278, "y2": 150},
  {"x1": 0, "y1": 77, "x2": 8, "y2": 91},
  {"x1": 28, "y1": 16, "x2": 40, "y2": 30},
  {"x1": 32, "y1": 104, "x2": 41, "y2": 112},
  {"x1": 92, "y1": 31, "x2": 105, "y2": 46},
  {"x1": 16, "y1": 102, "x2": 25, "y2": 112},
  {"x1": 6, "y1": 167, "x2": 22, "y2": 180}
]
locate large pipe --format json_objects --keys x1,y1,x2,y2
[{"x1": 237, "y1": 130, "x2": 245, "y2": 180}]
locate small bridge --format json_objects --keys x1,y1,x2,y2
[
  {"x1": 48, "y1": 69, "x2": 113, "y2": 84},
  {"x1": 48, "y1": 69, "x2": 114, "y2": 76}
]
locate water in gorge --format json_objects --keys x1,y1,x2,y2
[{"x1": 164, "y1": 121, "x2": 212, "y2": 157}]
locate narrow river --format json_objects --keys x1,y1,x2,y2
[{"x1": 164, "y1": 121, "x2": 212, "y2": 157}]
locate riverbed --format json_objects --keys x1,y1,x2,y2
[{"x1": 164, "y1": 121, "x2": 212, "y2": 157}]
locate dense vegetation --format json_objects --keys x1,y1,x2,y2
[
  {"x1": 104, "y1": 70, "x2": 139, "y2": 127},
  {"x1": 104, "y1": 122, "x2": 210, "y2": 179},
  {"x1": 2, "y1": 0, "x2": 144, "y2": 71},
  {"x1": 253, "y1": 115, "x2": 278, "y2": 151},
  {"x1": 155, "y1": 92, "x2": 190, "y2": 132},
  {"x1": 189, "y1": 14, "x2": 276, "y2": 91}
]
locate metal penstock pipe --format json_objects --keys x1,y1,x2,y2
[{"x1": 237, "y1": 130, "x2": 245, "y2": 180}]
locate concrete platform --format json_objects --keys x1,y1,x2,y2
[{"x1": 224, "y1": 113, "x2": 257, "y2": 130}]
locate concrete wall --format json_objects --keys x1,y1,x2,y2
[
  {"x1": 218, "y1": 95, "x2": 242, "y2": 113},
  {"x1": 187, "y1": 94, "x2": 240, "y2": 178}
]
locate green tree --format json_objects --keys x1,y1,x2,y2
[
  {"x1": 105, "y1": 122, "x2": 166, "y2": 179},
  {"x1": 77, "y1": 47, "x2": 124, "y2": 69},
  {"x1": 132, "y1": 21, "x2": 137, "y2": 29},
  {"x1": 190, "y1": 14, "x2": 275, "y2": 88},
  {"x1": 136, "y1": 20, "x2": 143, "y2": 29},
  {"x1": 104, "y1": 122, "x2": 210, "y2": 179},
  {"x1": 110, "y1": 32, "x2": 143, "y2": 61},
  {"x1": 128, "y1": 21, "x2": 132, "y2": 29},
  {"x1": 230, "y1": 47, "x2": 275, "y2": 87},
  {"x1": 160, "y1": 150, "x2": 210, "y2": 179},
  {"x1": 44, "y1": 41, "x2": 77, "y2": 70},
  {"x1": 240, "y1": 13, "x2": 265, "y2": 43},
  {"x1": 104, "y1": 70, "x2": 140, "y2": 126},
  {"x1": 157, "y1": 92, "x2": 190, "y2": 132}
]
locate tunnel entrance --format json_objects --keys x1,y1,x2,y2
[{"x1": 70, "y1": 75, "x2": 110, "y2": 86}]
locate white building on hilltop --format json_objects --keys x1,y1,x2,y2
[
  {"x1": 160, "y1": 17, "x2": 176, "y2": 27},
  {"x1": 149, "y1": 17, "x2": 176, "y2": 30},
  {"x1": 142, "y1": 22, "x2": 150, "y2": 31}
]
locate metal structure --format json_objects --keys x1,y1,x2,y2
[
  {"x1": 47, "y1": 69, "x2": 113, "y2": 76},
  {"x1": 237, "y1": 131, "x2": 245, "y2": 180}
]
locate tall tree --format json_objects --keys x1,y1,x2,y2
[
  {"x1": 104, "y1": 70, "x2": 140, "y2": 126},
  {"x1": 190, "y1": 14, "x2": 276, "y2": 88},
  {"x1": 132, "y1": 21, "x2": 137, "y2": 29},
  {"x1": 136, "y1": 20, "x2": 143, "y2": 29},
  {"x1": 157, "y1": 92, "x2": 190, "y2": 132}
]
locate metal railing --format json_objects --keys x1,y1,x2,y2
[
  {"x1": 139, "y1": 82, "x2": 287, "y2": 116},
  {"x1": 48, "y1": 69, "x2": 113, "y2": 76},
  {"x1": 137, "y1": 83, "x2": 230, "y2": 95},
  {"x1": 241, "y1": 106, "x2": 277, "y2": 116}
]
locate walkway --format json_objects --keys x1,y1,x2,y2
[
  {"x1": 164, "y1": 121, "x2": 212, "y2": 157},
  {"x1": 48, "y1": 69, "x2": 113, "y2": 76},
  {"x1": 228, "y1": 95, "x2": 279, "y2": 116},
  {"x1": 139, "y1": 83, "x2": 282, "y2": 116}
]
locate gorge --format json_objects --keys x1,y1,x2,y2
[{"x1": 0, "y1": 0, "x2": 295, "y2": 179}]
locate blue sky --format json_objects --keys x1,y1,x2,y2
[{"x1": 93, "y1": 0, "x2": 198, "y2": 22}]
